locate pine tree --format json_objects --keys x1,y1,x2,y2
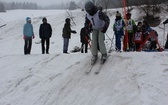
[{"x1": 0, "y1": 2, "x2": 6, "y2": 12}]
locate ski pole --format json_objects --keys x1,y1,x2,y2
[
  {"x1": 85, "y1": 36, "x2": 91, "y2": 48},
  {"x1": 105, "y1": 33, "x2": 119, "y2": 52}
]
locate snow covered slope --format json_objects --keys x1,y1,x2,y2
[{"x1": 0, "y1": 9, "x2": 168, "y2": 105}]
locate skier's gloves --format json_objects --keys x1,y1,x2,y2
[
  {"x1": 101, "y1": 27, "x2": 107, "y2": 33},
  {"x1": 72, "y1": 30, "x2": 77, "y2": 34},
  {"x1": 32, "y1": 35, "x2": 35, "y2": 39},
  {"x1": 23, "y1": 35, "x2": 26, "y2": 39}
]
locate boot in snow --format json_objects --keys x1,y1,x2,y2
[
  {"x1": 101, "y1": 54, "x2": 107, "y2": 64},
  {"x1": 91, "y1": 55, "x2": 98, "y2": 65}
]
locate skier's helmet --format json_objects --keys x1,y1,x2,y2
[{"x1": 85, "y1": 1, "x2": 97, "y2": 16}]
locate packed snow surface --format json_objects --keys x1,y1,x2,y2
[{"x1": 0, "y1": 9, "x2": 168, "y2": 105}]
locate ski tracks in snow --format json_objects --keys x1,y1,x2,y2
[{"x1": 43, "y1": 53, "x2": 143, "y2": 105}]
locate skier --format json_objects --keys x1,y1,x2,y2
[
  {"x1": 125, "y1": 12, "x2": 136, "y2": 51},
  {"x1": 23, "y1": 17, "x2": 35, "y2": 55},
  {"x1": 62, "y1": 18, "x2": 77, "y2": 54},
  {"x1": 84, "y1": 1, "x2": 110, "y2": 65},
  {"x1": 134, "y1": 21, "x2": 143, "y2": 51},
  {"x1": 80, "y1": 23, "x2": 91, "y2": 53},
  {"x1": 113, "y1": 11, "x2": 125, "y2": 52},
  {"x1": 39, "y1": 17, "x2": 52, "y2": 54}
]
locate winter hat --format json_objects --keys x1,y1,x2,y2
[
  {"x1": 26, "y1": 17, "x2": 31, "y2": 22},
  {"x1": 65, "y1": 18, "x2": 70, "y2": 23},
  {"x1": 116, "y1": 11, "x2": 121, "y2": 17},
  {"x1": 126, "y1": 12, "x2": 131, "y2": 17}
]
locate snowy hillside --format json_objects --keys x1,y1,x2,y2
[{"x1": 0, "y1": 9, "x2": 168, "y2": 105}]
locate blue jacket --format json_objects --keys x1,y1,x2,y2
[
  {"x1": 113, "y1": 19, "x2": 125, "y2": 36},
  {"x1": 23, "y1": 17, "x2": 34, "y2": 37}
]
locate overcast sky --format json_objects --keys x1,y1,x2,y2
[{"x1": 2, "y1": 0, "x2": 81, "y2": 6}]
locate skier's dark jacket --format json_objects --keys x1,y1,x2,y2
[
  {"x1": 80, "y1": 27, "x2": 90, "y2": 44},
  {"x1": 62, "y1": 22, "x2": 76, "y2": 39},
  {"x1": 39, "y1": 23, "x2": 52, "y2": 38},
  {"x1": 85, "y1": 10, "x2": 110, "y2": 33}
]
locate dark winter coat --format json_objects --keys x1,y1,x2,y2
[
  {"x1": 62, "y1": 23, "x2": 76, "y2": 39},
  {"x1": 80, "y1": 27, "x2": 90, "y2": 44},
  {"x1": 39, "y1": 23, "x2": 52, "y2": 38}
]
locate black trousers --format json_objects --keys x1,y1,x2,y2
[
  {"x1": 24, "y1": 37, "x2": 32, "y2": 55},
  {"x1": 81, "y1": 43, "x2": 88, "y2": 53},
  {"x1": 128, "y1": 33, "x2": 134, "y2": 50},
  {"x1": 150, "y1": 41, "x2": 157, "y2": 50},
  {"x1": 41, "y1": 38, "x2": 50, "y2": 54}
]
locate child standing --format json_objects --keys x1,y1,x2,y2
[
  {"x1": 113, "y1": 11, "x2": 125, "y2": 52},
  {"x1": 134, "y1": 22, "x2": 143, "y2": 51},
  {"x1": 80, "y1": 23, "x2": 90, "y2": 53}
]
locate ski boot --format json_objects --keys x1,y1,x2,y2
[
  {"x1": 101, "y1": 54, "x2": 107, "y2": 64},
  {"x1": 91, "y1": 55, "x2": 98, "y2": 65}
]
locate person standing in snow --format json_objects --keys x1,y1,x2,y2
[
  {"x1": 125, "y1": 12, "x2": 136, "y2": 51},
  {"x1": 113, "y1": 11, "x2": 125, "y2": 52},
  {"x1": 39, "y1": 17, "x2": 52, "y2": 54},
  {"x1": 134, "y1": 22, "x2": 143, "y2": 51},
  {"x1": 23, "y1": 17, "x2": 34, "y2": 55},
  {"x1": 80, "y1": 23, "x2": 91, "y2": 53},
  {"x1": 85, "y1": 1, "x2": 110, "y2": 65},
  {"x1": 62, "y1": 18, "x2": 77, "y2": 54}
]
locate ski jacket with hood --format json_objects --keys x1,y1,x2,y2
[{"x1": 23, "y1": 17, "x2": 34, "y2": 37}]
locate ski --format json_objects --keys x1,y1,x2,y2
[
  {"x1": 85, "y1": 65, "x2": 94, "y2": 74},
  {"x1": 95, "y1": 64, "x2": 103, "y2": 74},
  {"x1": 85, "y1": 56, "x2": 99, "y2": 74},
  {"x1": 95, "y1": 55, "x2": 110, "y2": 74}
]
